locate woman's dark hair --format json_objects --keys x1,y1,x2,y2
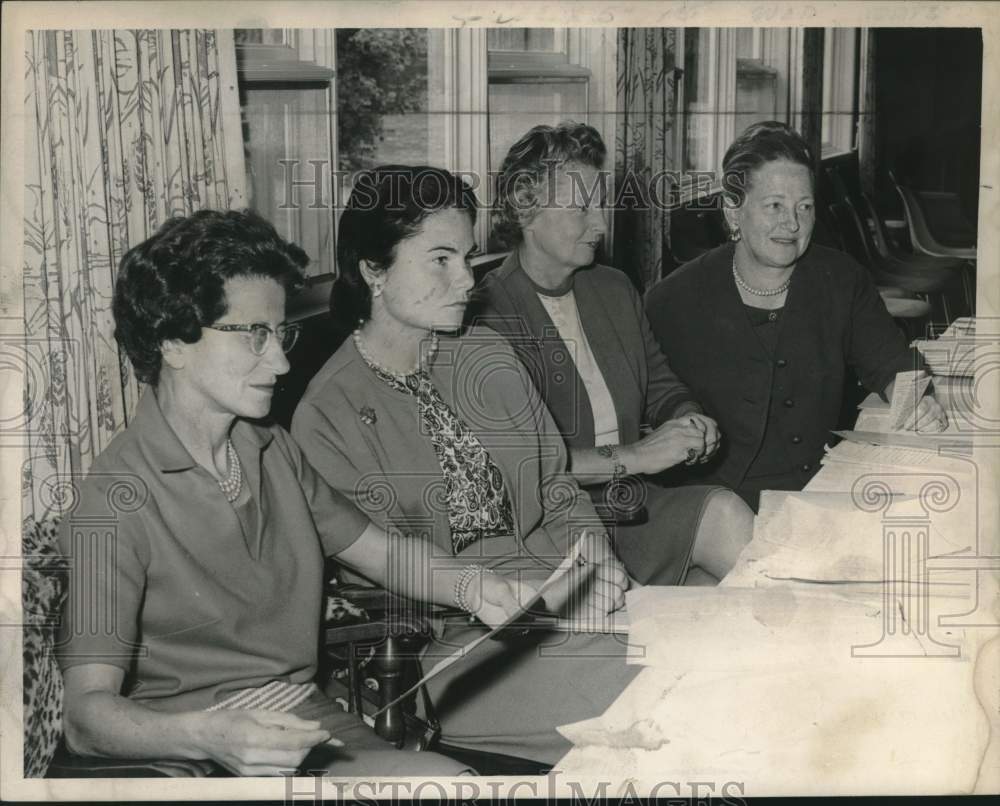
[
  {"x1": 721, "y1": 121, "x2": 814, "y2": 206},
  {"x1": 493, "y1": 121, "x2": 607, "y2": 247},
  {"x1": 113, "y1": 209, "x2": 308, "y2": 386},
  {"x1": 332, "y1": 165, "x2": 478, "y2": 328}
]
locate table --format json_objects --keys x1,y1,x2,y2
[{"x1": 552, "y1": 332, "x2": 999, "y2": 796}]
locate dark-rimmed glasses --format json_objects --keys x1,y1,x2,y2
[{"x1": 204, "y1": 322, "x2": 301, "y2": 355}]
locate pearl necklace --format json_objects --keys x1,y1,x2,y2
[
  {"x1": 732, "y1": 254, "x2": 792, "y2": 297},
  {"x1": 217, "y1": 438, "x2": 243, "y2": 503},
  {"x1": 353, "y1": 324, "x2": 440, "y2": 380}
]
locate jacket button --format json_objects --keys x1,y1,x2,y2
[
  {"x1": 776, "y1": 358, "x2": 787, "y2": 368},
  {"x1": 783, "y1": 398, "x2": 795, "y2": 408},
  {"x1": 801, "y1": 463, "x2": 811, "y2": 472},
  {"x1": 791, "y1": 435, "x2": 802, "y2": 444}
]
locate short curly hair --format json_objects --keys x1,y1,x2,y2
[
  {"x1": 493, "y1": 121, "x2": 607, "y2": 247},
  {"x1": 113, "y1": 209, "x2": 308, "y2": 386},
  {"x1": 331, "y1": 165, "x2": 477, "y2": 329},
  {"x1": 721, "y1": 121, "x2": 814, "y2": 207}
]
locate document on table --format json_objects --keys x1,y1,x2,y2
[
  {"x1": 821, "y1": 438, "x2": 974, "y2": 473},
  {"x1": 555, "y1": 655, "x2": 982, "y2": 796},
  {"x1": 721, "y1": 490, "x2": 974, "y2": 589},
  {"x1": 887, "y1": 369, "x2": 933, "y2": 430},
  {"x1": 623, "y1": 585, "x2": 921, "y2": 670},
  {"x1": 834, "y1": 428, "x2": 972, "y2": 452}
]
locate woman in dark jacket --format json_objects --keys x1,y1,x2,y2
[
  {"x1": 645, "y1": 121, "x2": 947, "y2": 510},
  {"x1": 478, "y1": 122, "x2": 754, "y2": 586}
]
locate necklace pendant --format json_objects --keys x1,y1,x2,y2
[{"x1": 360, "y1": 406, "x2": 377, "y2": 426}]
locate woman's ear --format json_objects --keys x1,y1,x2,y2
[
  {"x1": 722, "y1": 198, "x2": 742, "y2": 235},
  {"x1": 160, "y1": 339, "x2": 187, "y2": 372},
  {"x1": 358, "y1": 259, "x2": 383, "y2": 289}
]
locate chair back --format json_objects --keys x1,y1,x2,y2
[
  {"x1": 22, "y1": 516, "x2": 67, "y2": 777},
  {"x1": 827, "y1": 201, "x2": 877, "y2": 269}
]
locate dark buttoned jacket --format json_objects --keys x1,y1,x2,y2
[{"x1": 644, "y1": 242, "x2": 924, "y2": 493}]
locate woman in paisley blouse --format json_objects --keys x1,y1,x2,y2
[{"x1": 292, "y1": 166, "x2": 641, "y2": 766}]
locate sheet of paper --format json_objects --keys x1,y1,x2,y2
[
  {"x1": 822, "y1": 439, "x2": 974, "y2": 473},
  {"x1": 555, "y1": 655, "x2": 984, "y2": 795},
  {"x1": 721, "y1": 490, "x2": 975, "y2": 591},
  {"x1": 857, "y1": 391, "x2": 888, "y2": 410},
  {"x1": 834, "y1": 429, "x2": 973, "y2": 452},
  {"x1": 887, "y1": 369, "x2": 933, "y2": 430},
  {"x1": 623, "y1": 585, "x2": 924, "y2": 670}
]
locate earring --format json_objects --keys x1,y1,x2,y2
[
  {"x1": 730, "y1": 227, "x2": 742, "y2": 242},
  {"x1": 372, "y1": 282, "x2": 383, "y2": 298}
]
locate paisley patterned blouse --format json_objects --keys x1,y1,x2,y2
[{"x1": 364, "y1": 363, "x2": 516, "y2": 554}]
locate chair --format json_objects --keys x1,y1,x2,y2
[
  {"x1": 826, "y1": 201, "x2": 932, "y2": 330},
  {"x1": 890, "y1": 172, "x2": 977, "y2": 259},
  {"x1": 890, "y1": 171, "x2": 976, "y2": 313},
  {"x1": 823, "y1": 156, "x2": 964, "y2": 322}
]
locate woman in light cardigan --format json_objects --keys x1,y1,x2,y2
[{"x1": 476, "y1": 121, "x2": 753, "y2": 585}]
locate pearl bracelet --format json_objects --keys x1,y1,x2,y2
[{"x1": 453, "y1": 564, "x2": 494, "y2": 613}]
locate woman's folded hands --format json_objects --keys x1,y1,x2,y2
[{"x1": 622, "y1": 415, "x2": 721, "y2": 474}]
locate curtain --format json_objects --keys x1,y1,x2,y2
[
  {"x1": 857, "y1": 29, "x2": 878, "y2": 199},
  {"x1": 21, "y1": 29, "x2": 246, "y2": 524},
  {"x1": 612, "y1": 28, "x2": 678, "y2": 291}
]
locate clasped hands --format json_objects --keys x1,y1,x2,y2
[{"x1": 626, "y1": 412, "x2": 721, "y2": 474}]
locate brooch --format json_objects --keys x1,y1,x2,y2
[{"x1": 360, "y1": 406, "x2": 377, "y2": 426}]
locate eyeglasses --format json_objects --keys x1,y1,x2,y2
[{"x1": 204, "y1": 322, "x2": 301, "y2": 355}]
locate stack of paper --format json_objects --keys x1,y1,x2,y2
[{"x1": 913, "y1": 317, "x2": 977, "y2": 377}]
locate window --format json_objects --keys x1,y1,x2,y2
[
  {"x1": 821, "y1": 28, "x2": 859, "y2": 154},
  {"x1": 236, "y1": 29, "x2": 337, "y2": 281},
  {"x1": 676, "y1": 27, "x2": 860, "y2": 192},
  {"x1": 236, "y1": 27, "x2": 617, "y2": 280},
  {"x1": 487, "y1": 28, "x2": 590, "y2": 176}
]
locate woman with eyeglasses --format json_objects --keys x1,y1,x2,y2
[{"x1": 55, "y1": 210, "x2": 484, "y2": 776}]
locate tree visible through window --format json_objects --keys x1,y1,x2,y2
[{"x1": 335, "y1": 29, "x2": 430, "y2": 172}]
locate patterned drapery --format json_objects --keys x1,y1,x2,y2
[
  {"x1": 21, "y1": 29, "x2": 246, "y2": 523},
  {"x1": 613, "y1": 28, "x2": 679, "y2": 291}
]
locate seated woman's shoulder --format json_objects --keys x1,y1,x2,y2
[
  {"x1": 583, "y1": 263, "x2": 638, "y2": 294},
  {"x1": 297, "y1": 340, "x2": 361, "y2": 405},
  {"x1": 645, "y1": 250, "x2": 711, "y2": 304},
  {"x1": 806, "y1": 241, "x2": 865, "y2": 271}
]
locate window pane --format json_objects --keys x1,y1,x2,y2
[
  {"x1": 488, "y1": 82, "x2": 588, "y2": 173},
  {"x1": 735, "y1": 28, "x2": 756, "y2": 59},
  {"x1": 736, "y1": 60, "x2": 779, "y2": 136},
  {"x1": 241, "y1": 83, "x2": 335, "y2": 279},
  {"x1": 682, "y1": 28, "x2": 713, "y2": 173},
  {"x1": 488, "y1": 28, "x2": 557, "y2": 52},
  {"x1": 235, "y1": 29, "x2": 286, "y2": 45},
  {"x1": 335, "y1": 29, "x2": 443, "y2": 172}
]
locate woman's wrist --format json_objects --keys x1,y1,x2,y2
[
  {"x1": 453, "y1": 564, "x2": 495, "y2": 615},
  {"x1": 615, "y1": 443, "x2": 644, "y2": 476},
  {"x1": 182, "y1": 711, "x2": 219, "y2": 761}
]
